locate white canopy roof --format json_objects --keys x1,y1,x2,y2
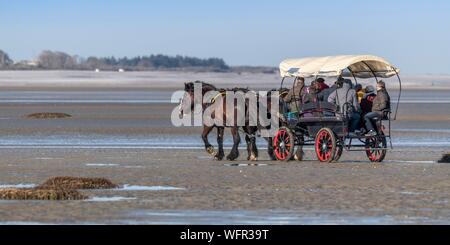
[{"x1": 279, "y1": 55, "x2": 400, "y2": 78}]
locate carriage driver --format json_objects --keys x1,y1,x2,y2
[{"x1": 283, "y1": 77, "x2": 306, "y2": 112}]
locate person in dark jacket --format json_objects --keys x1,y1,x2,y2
[
  {"x1": 364, "y1": 81, "x2": 391, "y2": 136},
  {"x1": 360, "y1": 85, "x2": 376, "y2": 116}
]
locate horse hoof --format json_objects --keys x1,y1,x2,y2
[
  {"x1": 294, "y1": 151, "x2": 304, "y2": 161},
  {"x1": 206, "y1": 146, "x2": 215, "y2": 156},
  {"x1": 214, "y1": 154, "x2": 224, "y2": 161},
  {"x1": 249, "y1": 155, "x2": 258, "y2": 161},
  {"x1": 226, "y1": 154, "x2": 238, "y2": 161}
]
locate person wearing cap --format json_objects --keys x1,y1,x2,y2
[
  {"x1": 360, "y1": 85, "x2": 377, "y2": 116},
  {"x1": 364, "y1": 81, "x2": 391, "y2": 136}
]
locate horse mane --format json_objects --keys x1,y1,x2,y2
[
  {"x1": 185, "y1": 80, "x2": 218, "y2": 92},
  {"x1": 195, "y1": 81, "x2": 217, "y2": 90}
]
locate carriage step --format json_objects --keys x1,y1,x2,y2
[
  {"x1": 346, "y1": 135, "x2": 391, "y2": 140},
  {"x1": 345, "y1": 148, "x2": 390, "y2": 152}
]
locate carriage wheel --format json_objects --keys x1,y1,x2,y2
[
  {"x1": 365, "y1": 133, "x2": 387, "y2": 163},
  {"x1": 273, "y1": 127, "x2": 295, "y2": 161},
  {"x1": 315, "y1": 128, "x2": 337, "y2": 163}
]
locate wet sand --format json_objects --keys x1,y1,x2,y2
[
  {"x1": 0, "y1": 71, "x2": 449, "y2": 224},
  {"x1": 0, "y1": 148, "x2": 449, "y2": 224}
]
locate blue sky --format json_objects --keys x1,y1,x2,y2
[{"x1": 1, "y1": 0, "x2": 450, "y2": 73}]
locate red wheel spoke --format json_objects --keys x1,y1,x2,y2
[{"x1": 325, "y1": 151, "x2": 331, "y2": 160}]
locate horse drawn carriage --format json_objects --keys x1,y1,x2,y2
[{"x1": 272, "y1": 55, "x2": 402, "y2": 163}]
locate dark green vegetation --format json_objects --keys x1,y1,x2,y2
[
  {"x1": 0, "y1": 49, "x2": 229, "y2": 71},
  {"x1": 0, "y1": 49, "x2": 276, "y2": 73}
]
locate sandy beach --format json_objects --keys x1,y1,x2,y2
[{"x1": 0, "y1": 71, "x2": 449, "y2": 224}]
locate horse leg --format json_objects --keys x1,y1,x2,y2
[
  {"x1": 226, "y1": 126, "x2": 240, "y2": 161},
  {"x1": 245, "y1": 134, "x2": 252, "y2": 161},
  {"x1": 266, "y1": 137, "x2": 277, "y2": 160},
  {"x1": 251, "y1": 128, "x2": 259, "y2": 160},
  {"x1": 201, "y1": 126, "x2": 215, "y2": 156},
  {"x1": 244, "y1": 126, "x2": 258, "y2": 161},
  {"x1": 215, "y1": 127, "x2": 225, "y2": 160},
  {"x1": 294, "y1": 146, "x2": 304, "y2": 161},
  {"x1": 294, "y1": 134, "x2": 304, "y2": 161}
]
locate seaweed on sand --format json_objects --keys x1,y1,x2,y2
[
  {"x1": 38, "y1": 176, "x2": 118, "y2": 190},
  {"x1": 0, "y1": 176, "x2": 119, "y2": 200},
  {"x1": 0, "y1": 187, "x2": 87, "y2": 200},
  {"x1": 25, "y1": 112, "x2": 72, "y2": 119}
]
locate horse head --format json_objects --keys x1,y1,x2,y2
[{"x1": 179, "y1": 81, "x2": 218, "y2": 116}]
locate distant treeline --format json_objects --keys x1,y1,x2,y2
[
  {"x1": 0, "y1": 49, "x2": 276, "y2": 73},
  {"x1": 0, "y1": 49, "x2": 229, "y2": 71}
]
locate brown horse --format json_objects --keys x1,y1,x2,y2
[{"x1": 179, "y1": 81, "x2": 257, "y2": 161}]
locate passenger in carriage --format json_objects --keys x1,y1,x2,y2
[
  {"x1": 360, "y1": 85, "x2": 376, "y2": 116},
  {"x1": 318, "y1": 81, "x2": 337, "y2": 102},
  {"x1": 355, "y1": 84, "x2": 364, "y2": 103},
  {"x1": 283, "y1": 77, "x2": 306, "y2": 113},
  {"x1": 300, "y1": 80, "x2": 323, "y2": 117},
  {"x1": 354, "y1": 85, "x2": 377, "y2": 134},
  {"x1": 364, "y1": 81, "x2": 391, "y2": 137},
  {"x1": 316, "y1": 78, "x2": 329, "y2": 92},
  {"x1": 327, "y1": 77, "x2": 361, "y2": 132},
  {"x1": 303, "y1": 80, "x2": 320, "y2": 104}
]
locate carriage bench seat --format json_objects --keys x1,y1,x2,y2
[
  {"x1": 296, "y1": 102, "x2": 341, "y2": 121},
  {"x1": 301, "y1": 102, "x2": 338, "y2": 113}
]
